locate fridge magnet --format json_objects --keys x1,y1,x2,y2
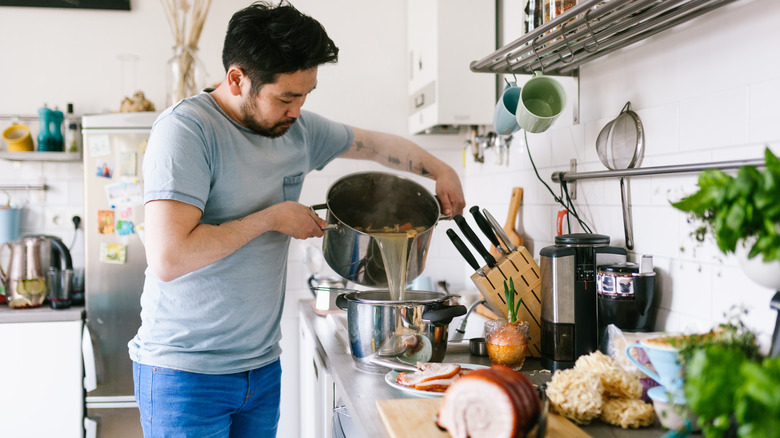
[
  {"x1": 118, "y1": 206, "x2": 133, "y2": 220},
  {"x1": 119, "y1": 151, "x2": 137, "y2": 176},
  {"x1": 116, "y1": 220, "x2": 134, "y2": 236},
  {"x1": 97, "y1": 210, "x2": 115, "y2": 234},
  {"x1": 99, "y1": 242, "x2": 127, "y2": 264},
  {"x1": 105, "y1": 181, "x2": 143, "y2": 207},
  {"x1": 88, "y1": 134, "x2": 111, "y2": 157},
  {"x1": 96, "y1": 160, "x2": 114, "y2": 178}
]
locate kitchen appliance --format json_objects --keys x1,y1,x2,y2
[
  {"x1": 313, "y1": 171, "x2": 443, "y2": 287},
  {"x1": 81, "y1": 112, "x2": 157, "y2": 437},
  {"x1": 539, "y1": 233, "x2": 626, "y2": 370},
  {"x1": 0, "y1": 235, "x2": 72, "y2": 308},
  {"x1": 335, "y1": 290, "x2": 466, "y2": 372},
  {"x1": 596, "y1": 259, "x2": 656, "y2": 332}
]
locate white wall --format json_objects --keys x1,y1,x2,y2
[{"x1": 1, "y1": 0, "x2": 779, "y2": 437}]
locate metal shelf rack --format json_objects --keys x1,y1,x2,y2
[{"x1": 470, "y1": 0, "x2": 738, "y2": 76}]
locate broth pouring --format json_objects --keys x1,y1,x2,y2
[{"x1": 360, "y1": 223, "x2": 426, "y2": 301}]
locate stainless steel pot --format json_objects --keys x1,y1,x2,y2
[
  {"x1": 312, "y1": 172, "x2": 444, "y2": 287},
  {"x1": 336, "y1": 290, "x2": 466, "y2": 372}
]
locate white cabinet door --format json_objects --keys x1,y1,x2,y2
[{"x1": 0, "y1": 320, "x2": 83, "y2": 438}]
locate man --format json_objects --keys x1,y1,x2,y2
[{"x1": 129, "y1": 2, "x2": 465, "y2": 437}]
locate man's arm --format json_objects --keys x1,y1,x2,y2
[
  {"x1": 144, "y1": 199, "x2": 327, "y2": 282},
  {"x1": 341, "y1": 126, "x2": 466, "y2": 216}
]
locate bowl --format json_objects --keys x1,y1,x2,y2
[{"x1": 647, "y1": 386, "x2": 699, "y2": 431}]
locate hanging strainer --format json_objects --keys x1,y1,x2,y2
[{"x1": 596, "y1": 102, "x2": 644, "y2": 249}]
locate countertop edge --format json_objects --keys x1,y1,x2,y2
[{"x1": 0, "y1": 306, "x2": 85, "y2": 324}]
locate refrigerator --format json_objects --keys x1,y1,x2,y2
[{"x1": 81, "y1": 112, "x2": 157, "y2": 438}]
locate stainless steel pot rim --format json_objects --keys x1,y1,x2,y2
[
  {"x1": 340, "y1": 290, "x2": 456, "y2": 305},
  {"x1": 324, "y1": 171, "x2": 442, "y2": 232}
]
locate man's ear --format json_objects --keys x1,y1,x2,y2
[{"x1": 226, "y1": 67, "x2": 246, "y2": 96}]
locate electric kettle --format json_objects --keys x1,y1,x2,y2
[{"x1": 0, "y1": 235, "x2": 73, "y2": 308}]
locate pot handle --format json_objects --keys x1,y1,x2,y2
[
  {"x1": 309, "y1": 204, "x2": 340, "y2": 231},
  {"x1": 422, "y1": 304, "x2": 467, "y2": 326},
  {"x1": 335, "y1": 293, "x2": 349, "y2": 311}
]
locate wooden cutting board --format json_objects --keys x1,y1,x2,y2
[{"x1": 376, "y1": 398, "x2": 590, "y2": 438}]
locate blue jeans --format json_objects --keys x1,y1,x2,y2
[{"x1": 133, "y1": 360, "x2": 281, "y2": 438}]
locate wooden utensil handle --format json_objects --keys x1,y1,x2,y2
[{"x1": 505, "y1": 187, "x2": 524, "y2": 229}]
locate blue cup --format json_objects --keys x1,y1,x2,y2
[
  {"x1": 493, "y1": 82, "x2": 522, "y2": 135},
  {"x1": 626, "y1": 339, "x2": 685, "y2": 399},
  {"x1": 0, "y1": 207, "x2": 21, "y2": 244}
]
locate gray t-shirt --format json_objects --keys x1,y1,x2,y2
[{"x1": 128, "y1": 92, "x2": 352, "y2": 374}]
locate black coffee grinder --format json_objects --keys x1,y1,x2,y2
[{"x1": 540, "y1": 233, "x2": 626, "y2": 370}]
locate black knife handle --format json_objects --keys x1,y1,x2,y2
[
  {"x1": 454, "y1": 214, "x2": 497, "y2": 268},
  {"x1": 469, "y1": 206, "x2": 501, "y2": 249},
  {"x1": 446, "y1": 229, "x2": 481, "y2": 272}
]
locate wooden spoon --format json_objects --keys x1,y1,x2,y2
[{"x1": 489, "y1": 187, "x2": 524, "y2": 257}]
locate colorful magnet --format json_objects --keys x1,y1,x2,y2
[
  {"x1": 96, "y1": 160, "x2": 114, "y2": 178},
  {"x1": 117, "y1": 220, "x2": 134, "y2": 236},
  {"x1": 97, "y1": 210, "x2": 115, "y2": 234},
  {"x1": 99, "y1": 243, "x2": 127, "y2": 264}
]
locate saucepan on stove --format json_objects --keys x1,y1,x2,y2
[
  {"x1": 311, "y1": 171, "x2": 445, "y2": 287},
  {"x1": 336, "y1": 290, "x2": 466, "y2": 372}
]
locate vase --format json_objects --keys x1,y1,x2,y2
[
  {"x1": 166, "y1": 45, "x2": 207, "y2": 107},
  {"x1": 736, "y1": 238, "x2": 780, "y2": 290},
  {"x1": 484, "y1": 319, "x2": 529, "y2": 370}
]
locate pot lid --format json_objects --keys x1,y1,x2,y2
[{"x1": 555, "y1": 233, "x2": 610, "y2": 247}]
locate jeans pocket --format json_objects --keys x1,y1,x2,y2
[{"x1": 283, "y1": 173, "x2": 305, "y2": 202}]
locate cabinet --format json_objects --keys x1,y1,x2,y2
[
  {"x1": 0, "y1": 319, "x2": 84, "y2": 438},
  {"x1": 299, "y1": 315, "x2": 335, "y2": 438},
  {"x1": 407, "y1": 0, "x2": 496, "y2": 135}
]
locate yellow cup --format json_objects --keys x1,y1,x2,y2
[{"x1": 3, "y1": 124, "x2": 35, "y2": 152}]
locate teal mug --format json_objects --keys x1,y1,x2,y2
[
  {"x1": 515, "y1": 71, "x2": 567, "y2": 133},
  {"x1": 626, "y1": 338, "x2": 685, "y2": 398},
  {"x1": 493, "y1": 82, "x2": 522, "y2": 135}
]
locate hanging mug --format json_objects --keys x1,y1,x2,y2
[
  {"x1": 493, "y1": 81, "x2": 523, "y2": 135},
  {"x1": 515, "y1": 71, "x2": 567, "y2": 133}
]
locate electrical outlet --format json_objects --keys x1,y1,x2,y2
[{"x1": 46, "y1": 208, "x2": 83, "y2": 229}]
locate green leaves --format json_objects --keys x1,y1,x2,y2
[
  {"x1": 503, "y1": 278, "x2": 523, "y2": 323},
  {"x1": 735, "y1": 358, "x2": 780, "y2": 438},
  {"x1": 671, "y1": 147, "x2": 780, "y2": 262}
]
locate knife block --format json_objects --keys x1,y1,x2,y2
[{"x1": 469, "y1": 246, "x2": 542, "y2": 358}]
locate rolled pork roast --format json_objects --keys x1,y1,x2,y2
[{"x1": 437, "y1": 365, "x2": 541, "y2": 438}]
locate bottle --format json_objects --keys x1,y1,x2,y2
[
  {"x1": 64, "y1": 103, "x2": 81, "y2": 153},
  {"x1": 51, "y1": 107, "x2": 64, "y2": 152},
  {"x1": 37, "y1": 105, "x2": 54, "y2": 151}
]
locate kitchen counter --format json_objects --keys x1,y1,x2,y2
[
  {"x1": 0, "y1": 304, "x2": 84, "y2": 324},
  {"x1": 299, "y1": 300, "x2": 675, "y2": 438}
]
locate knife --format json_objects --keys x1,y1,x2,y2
[
  {"x1": 469, "y1": 206, "x2": 508, "y2": 255},
  {"x1": 484, "y1": 208, "x2": 518, "y2": 253},
  {"x1": 454, "y1": 214, "x2": 507, "y2": 279},
  {"x1": 446, "y1": 229, "x2": 494, "y2": 288}
]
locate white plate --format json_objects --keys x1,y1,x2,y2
[{"x1": 384, "y1": 363, "x2": 488, "y2": 398}]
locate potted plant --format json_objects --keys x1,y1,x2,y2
[
  {"x1": 672, "y1": 310, "x2": 780, "y2": 438},
  {"x1": 671, "y1": 147, "x2": 780, "y2": 289}
]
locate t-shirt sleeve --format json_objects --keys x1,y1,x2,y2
[
  {"x1": 300, "y1": 111, "x2": 354, "y2": 171},
  {"x1": 142, "y1": 112, "x2": 211, "y2": 211}
]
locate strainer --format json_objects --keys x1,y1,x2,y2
[{"x1": 596, "y1": 102, "x2": 644, "y2": 249}]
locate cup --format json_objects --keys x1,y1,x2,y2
[
  {"x1": 70, "y1": 267, "x2": 85, "y2": 306},
  {"x1": 515, "y1": 71, "x2": 567, "y2": 133},
  {"x1": 2, "y1": 124, "x2": 35, "y2": 152},
  {"x1": 0, "y1": 207, "x2": 21, "y2": 244},
  {"x1": 493, "y1": 82, "x2": 523, "y2": 135},
  {"x1": 625, "y1": 337, "x2": 684, "y2": 398},
  {"x1": 48, "y1": 268, "x2": 73, "y2": 309}
]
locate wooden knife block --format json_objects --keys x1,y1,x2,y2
[{"x1": 469, "y1": 246, "x2": 542, "y2": 358}]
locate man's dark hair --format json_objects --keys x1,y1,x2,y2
[{"x1": 222, "y1": 1, "x2": 339, "y2": 94}]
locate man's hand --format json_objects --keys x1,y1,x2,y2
[
  {"x1": 269, "y1": 201, "x2": 328, "y2": 240},
  {"x1": 435, "y1": 166, "x2": 465, "y2": 217}
]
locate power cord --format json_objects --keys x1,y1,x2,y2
[{"x1": 523, "y1": 130, "x2": 592, "y2": 234}]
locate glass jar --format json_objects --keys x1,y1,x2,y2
[
  {"x1": 544, "y1": 0, "x2": 578, "y2": 23},
  {"x1": 484, "y1": 319, "x2": 530, "y2": 370},
  {"x1": 166, "y1": 45, "x2": 208, "y2": 107}
]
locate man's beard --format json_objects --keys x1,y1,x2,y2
[{"x1": 240, "y1": 98, "x2": 296, "y2": 138}]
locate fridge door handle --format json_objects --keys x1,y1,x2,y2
[
  {"x1": 82, "y1": 324, "x2": 98, "y2": 392},
  {"x1": 84, "y1": 417, "x2": 97, "y2": 438}
]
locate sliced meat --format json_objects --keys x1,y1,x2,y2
[
  {"x1": 414, "y1": 377, "x2": 456, "y2": 392},
  {"x1": 437, "y1": 365, "x2": 541, "y2": 438},
  {"x1": 396, "y1": 362, "x2": 461, "y2": 387}
]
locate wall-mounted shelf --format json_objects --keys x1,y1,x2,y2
[
  {"x1": 0, "y1": 151, "x2": 81, "y2": 162},
  {"x1": 470, "y1": 0, "x2": 738, "y2": 76},
  {"x1": 551, "y1": 157, "x2": 765, "y2": 183}
]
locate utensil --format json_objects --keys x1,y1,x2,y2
[
  {"x1": 469, "y1": 206, "x2": 507, "y2": 255},
  {"x1": 335, "y1": 290, "x2": 466, "y2": 372},
  {"x1": 469, "y1": 337, "x2": 488, "y2": 356},
  {"x1": 595, "y1": 102, "x2": 644, "y2": 249},
  {"x1": 492, "y1": 187, "x2": 524, "y2": 259},
  {"x1": 484, "y1": 208, "x2": 517, "y2": 253},
  {"x1": 312, "y1": 171, "x2": 444, "y2": 287},
  {"x1": 454, "y1": 215, "x2": 506, "y2": 279}
]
